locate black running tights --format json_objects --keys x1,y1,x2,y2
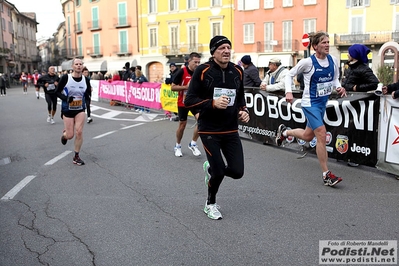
[
  {"x1": 45, "y1": 93, "x2": 57, "y2": 112},
  {"x1": 200, "y1": 132, "x2": 244, "y2": 204}
]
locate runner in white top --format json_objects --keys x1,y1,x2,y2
[
  {"x1": 276, "y1": 31, "x2": 347, "y2": 187},
  {"x1": 56, "y1": 58, "x2": 91, "y2": 166}
]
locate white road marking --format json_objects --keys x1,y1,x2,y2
[
  {"x1": 1, "y1": 175, "x2": 36, "y2": 201},
  {"x1": 44, "y1": 151, "x2": 72, "y2": 165},
  {"x1": 102, "y1": 110, "x2": 123, "y2": 118},
  {"x1": 121, "y1": 123, "x2": 144, "y2": 130},
  {"x1": 93, "y1": 130, "x2": 117, "y2": 139}
]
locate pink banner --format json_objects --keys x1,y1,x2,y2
[
  {"x1": 98, "y1": 80, "x2": 126, "y2": 102},
  {"x1": 98, "y1": 81, "x2": 162, "y2": 109},
  {"x1": 126, "y1": 82, "x2": 162, "y2": 109}
]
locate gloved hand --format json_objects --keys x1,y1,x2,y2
[{"x1": 68, "y1": 96, "x2": 74, "y2": 103}]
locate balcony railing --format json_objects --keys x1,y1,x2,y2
[
  {"x1": 113, "y1": 16, "x2": 131, "y2": 28},
  {"x1": 162, "y1": 44, "x2": 204, "y2": 56},
  {"x1": 256, "y1": 40, "x2": 300, "y2": 53},
  {"x1": 86, "y1": 46, "x2": 103, "y2": 57},
  {"x1": 74, "y1": 23, "x2": 83, "y2": 34},
  {"x1": 87, "y1": 20, "x2": 102, "y2": 31},
  {"x1": 112, "y1": 44, "x2": 132, "y2": 56},
  {"x1": 334, "y1": 31, "x2": 393, "y2": 45},
  {"x1": 61, "y1": 48, "x2": 78, "y2": 59}
]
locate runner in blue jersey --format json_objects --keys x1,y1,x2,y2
[{"x1": 276, "y1": 31, "x2": 347, "y2": 187}]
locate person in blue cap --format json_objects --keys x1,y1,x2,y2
[{"x1": 342, "y1": 43, "x2": 379, "y2": 92}]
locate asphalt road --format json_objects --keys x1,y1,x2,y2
[{"x1": 0, "y1": 85, "x2": 398, "y2": 266}]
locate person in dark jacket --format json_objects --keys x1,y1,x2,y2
[
  {"x1": 184, "y1": 35, "x2": 250, "y2": 220},
  {"x1": 38, "y1": 66, "x2": 60, "y2": 124},
  {"x1": 342, "y1": 44, "x2": 379, "y2": 92},
  {"x1": 122, "y1": 62, "x2": 132, "y2": 81},
  {"x1": 0, "y1": 73, "x2": 8, "y2": 96},
  {"x1": 240, "y1": 55, "x2": 261, "y2": 87},
  {"x1": 165, "y1": 63, "x2": 178, "y2": 85},
  {"x1": 382, "y1": 80, "x2": 399, "y2": 99},
  {"x1": 165, "y1": 63, "x2": 179, "y2": 120},
  {"x1": 342, "y1": 44, "x2": 378, "y2": 167}
]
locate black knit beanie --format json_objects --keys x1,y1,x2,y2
[{"x1": 209, "y1": 35, "x2": 231, "y2": 55}]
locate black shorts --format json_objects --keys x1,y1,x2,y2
[
  {"x1": 178, "y1": 106, "x2": 199, "y2": 121},
  {"x1": 62, "y1": 109, "x2": 85, "y2": 118}
]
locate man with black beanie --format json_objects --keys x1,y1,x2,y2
[
  {"x1": 122, "y1": 62, "x2": 131, "y2": 81},
  {"x1": 185, "y1": 36, "x2": 250, "y2": 220}
]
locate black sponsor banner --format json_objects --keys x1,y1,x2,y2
[{"x1": 239, "y1": 89, "x2": 379, "y2": 167}]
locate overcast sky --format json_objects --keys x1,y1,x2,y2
[{"x1": 11, "y1": 0, "x2": 65, "y2": 40}]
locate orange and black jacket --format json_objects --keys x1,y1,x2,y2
[{"x1": 184, "y1": 60, "x2": 247, "y2": 134}]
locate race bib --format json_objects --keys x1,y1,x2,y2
[
  {"x1": 69, "y1": 96, "x2": 83, "y2": 110},
  {"x1": 317, "y1": 81, "x2": 333, "y2": 97},
  {"x1": 213, "y1": 87, "x2": 236, "y2": 107},
  {"x1": 47, "y1": 84, "x2": 56, "y2": 91}
]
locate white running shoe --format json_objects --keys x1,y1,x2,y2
[
  {"x1": 47, "y1": 116, "x2": 51, "y2": 123},
  {"x1": 204, "y1": 202, "x2": 222, "y2": 220},
  {"x1": 50, "y1": 118, "x2": 55, "y2": 124},
  {"x1": 174, "y1": 146, "x2": 182, "y2": 157},
  {"x1": 188, "y1": 143, "x2": 201, "y2": 156}
]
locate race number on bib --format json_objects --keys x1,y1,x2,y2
[
  {"x1": 47, "y1": 84, "x2": 56, "y2": 91},
  {"x1": 213, "y1": 87, "x2": 236, "y2": 107},
  {"x1": 317, "y1": 82, "x2": 333, "y2": 97},
  {"x1": 69, "y1": 96, "x2": 83, "y2": 110}
]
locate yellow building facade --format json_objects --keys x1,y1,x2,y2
[
  {"x1": 138, "y1": 0, "x2": 234, "y2": 81},
  {"x1": 328, "y1": 0, "x2": 399, "y2": 79}
]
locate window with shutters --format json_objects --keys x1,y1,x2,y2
[
  {"x1": 264, "y1": 0, "x2": 273, "y2": 8},
  {"x1": 304, "y1": 0, "x2": 316, "y2": 4},
  {"x1": 212, "y1": 22, "x2": 221, "y2": 37},
  {"x1": 282, "y1": 21, "x2": 292, "y2": 51},
  {"x1": 238, "y1": 0, "x2": 260, "y2": 10},
  {"x1": 351, "y1": 16, "x2": 363, "y2": 33},
  {"x1": 119, "y1": 31, "x2": 128, "y2": 53},
  {"x1": 170, "y1": 0, "x2": 178, "y2": 11},
  {"x1": 93, "y1": 33, "x2": 100, "y2": 54},
  {"x1": 188, "y1": 25, "x2": 197, "y2": 51},
  {"x1": 243, "y1": 24, "x2": 254, "y2": 43},
  {"x1": 118, "y1": 2, "x2": 127, "y2": 26},
  {"x1": 346, "y1": 0, "x2": 370, "y2": 7},
  {"x1": 304, "y1": 19, "x2": 316, "y2": 34},
  {"x1": 78, "y1": 36, "x2": 83, "y2": 56},
  {"x1": 149, "y1": 28, "x2": 157, "y2": 48},
  {"x1": 264, "y1": 22, "x2": 274, "y2": 52},
  {"x1": 91, "y1": 7, "x2": 99, "y2": 29},
  {"x1": 188, "y1": 0, "x2": 197, "y2": 9},
  {"x1": 170, "y1": 26, "x2": 178, "y2": 50},
  {"x1": 211, "y1": 0, "x2": 221, "y2": 7},
  {"x1": 283, "y1": 0, "x2": 293, "y2": 7},
  {"x1": 149, "y1": 0, "x2": 157, "y2": 13},
  {"x1": 391, "y1": 0, "x2": 399, "y2": 4}
]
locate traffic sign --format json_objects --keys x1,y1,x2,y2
[{"x1": 302, "y1": 33, "x2": 310, "y2": 48}]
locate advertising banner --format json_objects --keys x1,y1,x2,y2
[
  {"x1": 98, "y1": 81, "x2": 162, "y2": 109},
  {"x1": 376, "y1": 96, "x2": 399, "y2": 175},
  {"x1": 239, "y1": 90, "x2": 379, "y2": 167},
  {"x1": 160, "y1": 83, "x2": 178, "y2": 113}
]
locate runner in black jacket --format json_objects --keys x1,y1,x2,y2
[
  {"x1": 38, "y1": 66, "x2": 60, "y2": 124},
  {"x1": 185, "y1": 35, "x2": 250, "y2": 220}
]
